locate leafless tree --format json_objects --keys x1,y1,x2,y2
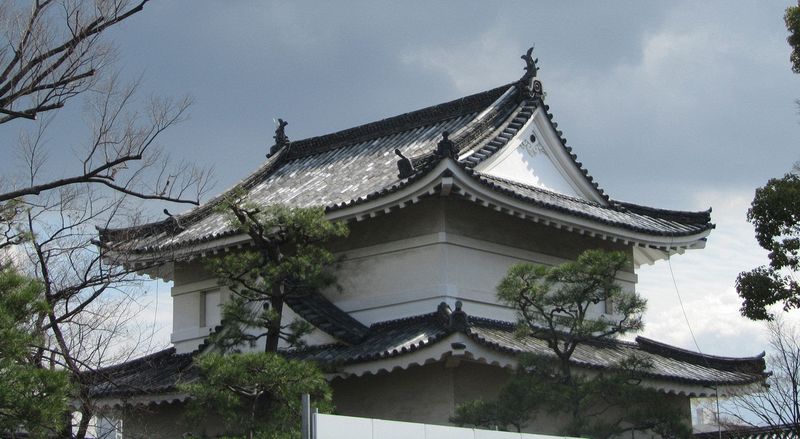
[
  {"x1": 717, "y1": 317, "x2": 800, "y2": 435},
  {"x1": 20, "y1": 178, "x2": 170, "y2": 438},
  {"x1": 0, "y1": 2, "x2": 213, "y2": 437},
  {"x1": 2, "y1": 72, "x2": 211, "y2": 436},
  {"x1": 0, "y1": 0, "x2": 146, "y2": 123},
  {"x1": 0, "y1": 0, "x2": 212, "y2": 210}
]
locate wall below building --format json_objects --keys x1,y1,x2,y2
[
  {"x1": 332, "y1": 359, "x2": 691, "y2": 438},
  {"x1": 113, "y1": 359, "x2": 691, "y2": 439}
]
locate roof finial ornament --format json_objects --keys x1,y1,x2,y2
[
  {"x1": 395, "y1": 148, "x2": 415, "y2": 179},
  {"x1": 268, "y1": 118, "x2": 290, "y2": 158},
  {"x1": 521, "y1": 47, "x2": 538, "y2": 79},
  {"x1": 163, "y1": 208, "x2": 185, "y2": 232},
  {"x1": 448, "y1": 300, "x2": 468, "y2": 332},
  {"x1": 437, "y1": 301, "x2": 452, "y2": 326},
  {"x1": 435, "y1": 131, "x2": 458, "y2": 159},
  {"x1": 518, "y1": 46, "x2": 543, "y2": 100}
]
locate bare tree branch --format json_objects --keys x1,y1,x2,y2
[{"x1": 0, "y1": 0, "x2": 149, "y2": 123}]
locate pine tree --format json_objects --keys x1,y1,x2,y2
[
  {"x1": 453, "y1": 250, "x2": 690, "y2": 439},
  {"x1": 0, "y1": 267, "x2": 72, "y2": 436},
  {"x1": 208, "y1": 197, "x2": 348, "y2": 352}
]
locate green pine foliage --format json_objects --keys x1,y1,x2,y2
[
  {"x1": 786, "y1": 3, "x2": 800, "y2": 74},
  {"x1": 497, "y1": 250, "x2": 646, "y2": 374},
  {"x1": 737, "y1": 171, "x2": 800, "y2": 320},
  {"x1": 180, "y1": 352, "x2": 333, "y2": 439},
  {"x1": 453, "y1": 250, "x2": 690, "y2": 439},
  {"x1": 0, "y1": 267, "x2": 72, "y2": 436},
  {"x1": 186, "y1": 200, "x2": 342, "y2": 437},
  {"x1": 208, "y1": 197, "x2": 348, "y2": 352}
]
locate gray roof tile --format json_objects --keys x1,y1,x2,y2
[
  {"x1": 88, "y1": 304, "x2": 765, "y2": 399},
  {"x1": 99, "y1": 81, "x2": 712, "y2": 255}
]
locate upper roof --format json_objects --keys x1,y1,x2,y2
[
  {"x1": 99, "y1": 50, "x2": 713, "y2": 265},
  {"x1": 87, "y1": 302, "x2": 766, "y2": 403}
]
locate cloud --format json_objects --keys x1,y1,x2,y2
[
  {"x1": 636, "y1": 188, "x2": 795, "y2": 357},
  {"x1": 129, "y1": 280, "x2": 174, "y2": 353},
  {"x1": 400, "y1": 28, "x2": 522, "y2": 94},
  {"x1": 543, "y1": 5, "x2": 798, "y2": 206}
]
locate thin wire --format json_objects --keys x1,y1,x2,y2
[
  {"x1": 667, "y1": 253, "x2": 721, "y2": 439},
  {"x1": 667, "y1": 255, "x2": 702, "y2": 353},
  {"x1": 149, "y1": 279, "x2": 159, "y2": 352}
]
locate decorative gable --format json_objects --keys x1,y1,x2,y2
[{"x1": 476, "y1": 107, "x2": 608, "y2": 204}]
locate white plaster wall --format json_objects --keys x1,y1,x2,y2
[
  {"x1": 170, "y1": 274, "x2": 226, "y2": 353},
  {"x1": 328, "y1": 232, "x2": 636, "y2": 325},
  {"x1": 170, "y1": 263, "x2": 337, "y2": 354},
  {"x1": 168, "y1": 198, "x2": 638, "y2": 353}
]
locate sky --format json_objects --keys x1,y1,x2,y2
[{"x1": 3, "y1": 2, "x2": 799, "y2": 359}]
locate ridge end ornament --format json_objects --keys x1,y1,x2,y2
[
  {"x1": 518, "y1": 46, "x2": 544, "y2": 100},
  {"x1": 395, "y1": 148, "x2": 415, "y2": 179},
  {"x1": 435, "y1": 131, "x2": 458, "y2": 159},
  {"x1": 268, "y1": 118, "x2": 290, "y2": 158}
]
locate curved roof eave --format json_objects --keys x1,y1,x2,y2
[
  {"x1": 113, "y1": 157, "x2": 713, "y2": 271},
  {"x1": 326, "y1": 159, "x2": 713, "y2": 251},
  {"x1": 333, "y1": 332, "x2": 762, "y2": 396}
]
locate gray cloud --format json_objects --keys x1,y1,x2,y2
[{"x1": 6, "y1": 0, "x2": 799, "y2": 357}]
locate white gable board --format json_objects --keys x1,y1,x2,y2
[{"x1": 476, "y1": 108, "x2": 606, "y2": 205}]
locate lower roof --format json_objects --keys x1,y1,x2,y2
[{"x1": 88, "y1": 303, "x2": 765, "y2": 402}]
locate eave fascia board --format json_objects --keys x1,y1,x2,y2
[
  {"x1": 330, "y1": 160, "x2": 711, "y2": 251},
  {"x1": 118, "y1": 159, "x2": 710, "y2": 267},
  {"x1": 332, "y1": 333, "x2": 742, "y2": 397}
]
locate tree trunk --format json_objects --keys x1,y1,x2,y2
[
  {"x1": 74, "y1": 402, "x2": 93, "y2": 439},
  {"x1": 265, "y1": 284, "x2": 284, "y2": 352}
]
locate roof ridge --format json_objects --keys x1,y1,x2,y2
[
  {"x1": 635, "y1": 336, "x2": 766, "y2": 373},
  {"x1": 284, "y1": 289, "x2": 369, "y2": 344},
  {"x1": 615, "y1": 201, "x2": 713, "y2": 224},
  {"x1": 368, "y1": 311, "x2": 440, "y2": 329},
  {"x1": 461, "y1": 98, "x2": 540, "y2": 169},
  {"x1": 284, "y1": 84, "x2": 512, "y2": 160}
]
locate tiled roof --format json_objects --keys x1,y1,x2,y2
[
  {"x1": 87, "y1": 348, "x2": 194, "y2": 399},
  {"x1": 471, "y1": 172, "x2": 712, "y2": 237},
  {"x1": 284, "y1": 290, "x2": 369, "y2": 344},
  {"x1": 289, "y1": 307, "x2": 765, "y2": 387},
  {"x1": 99, "y1": 74, "x2": 712, "y2": 255},
  {"x1": 467, "y1": 319, "x2": 765, "y2": 386},
  {"x1": 89, "y1": 304, "x2": 765, "y2": 400},
  {"x1": 288, "y1": 312, "x2": 452, "y2": 365},
  {"x1": 99, "y1": 84, "x2": 515, "y2": 254}
]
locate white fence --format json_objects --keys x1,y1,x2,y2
[{"x1": 312, "y1": 413, "x2": 580, "y2": 439}]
